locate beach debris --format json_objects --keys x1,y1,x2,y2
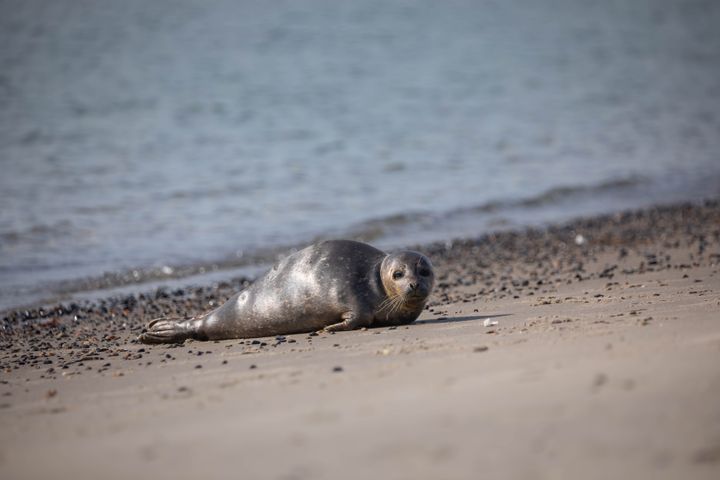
[
  {"x1": 574, "y1": 234, "x2": 586, "y2": 246},
  {"x1": 473, "y1": 346, "x2": 489, "y2": 353},
  {"x1": 483, "y1": 318, "x2": 499, "y2": 327},
  {"x1": 693, "y1": 444, "x2": 720, "y2": 464},
  {"x1": 592, "y1": 373, "x2": 608, "y2": 390},
  {"x1": 332, "y1": 366, "x2": 344, "y2": 373}
]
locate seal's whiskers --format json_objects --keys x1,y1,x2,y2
[{"x1": 377, "y1": 292, "x2": 408, "y2": 320}]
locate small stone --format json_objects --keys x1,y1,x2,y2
[
  {"x1": 473, "y1": 346, "x2": 489, "y2": 353},
  {"x1": 332, "y1": 366, "x2": 343, "y2": 372}
]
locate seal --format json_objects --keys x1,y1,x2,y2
[{"x1": 139, "y1": 240, "x2": 435, "y2": 343}]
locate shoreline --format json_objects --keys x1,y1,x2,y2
[
  {"x1": 3, "y1": 197, "x2": 718, "y2": 322},
  {"x1": 1, "y1": 199, "x2": 719, "y2": 479}
]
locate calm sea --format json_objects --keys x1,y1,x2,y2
[{"x1": 1, "y1": 0, "x2": 719, "y2": 310}]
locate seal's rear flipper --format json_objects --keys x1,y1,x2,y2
[{"x1": 139, "y1": 317, "x2": 193, "y2": 344}]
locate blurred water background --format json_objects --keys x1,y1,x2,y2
[{"x1": 1, "y1": 0, "x2": 719, "y2": 310}]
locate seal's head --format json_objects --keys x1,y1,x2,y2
[{"x1": 379, "y1": 251, "x2": 435, "y2": 318}]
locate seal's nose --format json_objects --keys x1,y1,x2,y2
[{"x1": 408, "y1": 281, "x2": 429, "y2": 297}]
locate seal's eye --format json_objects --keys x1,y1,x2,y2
[
  {"x1": 418, "y1": 268, "x2": 431, "y2": 277},
  {"x1": 392, "y1": 271, "x2": 404, "y2": 280}
]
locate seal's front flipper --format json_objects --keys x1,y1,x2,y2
[
  {"x1": 323, "y1": 311, "x2": 370, "y2": 332},
  {"x1": 139, "y1": 317, "x2": 194, "y2": 344}
]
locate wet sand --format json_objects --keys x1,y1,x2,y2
[{"x1": 1, "y1": 200, "x2": 720, "y2": 479}]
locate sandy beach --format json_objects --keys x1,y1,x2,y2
[
  {"x1": 2, "y1": 2, "x2": 719, "y2": 479},
  {"x1": 1, "y1": 200, "x2": 719, "y2": 479}
]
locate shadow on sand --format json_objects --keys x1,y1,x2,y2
[{"x1": 415, "y1": 313, "x2": 512, "y2": 326}]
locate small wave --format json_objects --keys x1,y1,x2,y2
[
  {"x1": 342, "y1": 176, "x2": 645, "y2": 241},
  {"x1": 465, "y1": 177, "x2": 644, "y2": 214},
  {"x1": 0, "y1": 220, "x2": 78, "y2": 247},
  {"x1": 513, "y1": 177, "x2": 643, "y2": 208},
  {"x1": 69, "y1": 97, "x2": 158, "y2": 118}
]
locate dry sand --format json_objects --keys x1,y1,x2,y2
[{"x1": 1, "y1": 201, "x2": 719, "y2": 479}]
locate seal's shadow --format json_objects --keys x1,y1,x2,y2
[{"x1": 415, "y1": 313, "x2": 512, "y2": 325}]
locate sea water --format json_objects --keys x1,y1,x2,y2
[{"x1": 1, "y1": 0, "x2": 719, "y2": 309}]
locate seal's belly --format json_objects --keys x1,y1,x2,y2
[{"x1": 234, "y1": 274, "x2": 344, "y2": 336}]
